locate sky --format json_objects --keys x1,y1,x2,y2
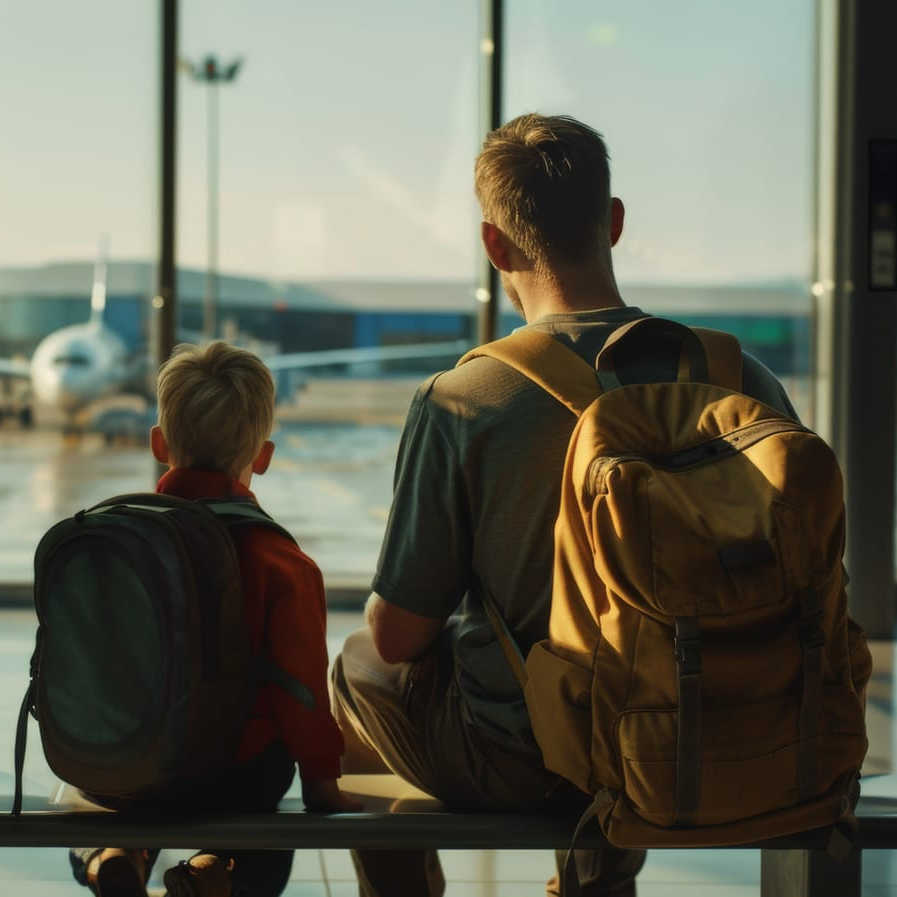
[{"x1": 0, "y1": 0, "x2": 814, "y2": 285}]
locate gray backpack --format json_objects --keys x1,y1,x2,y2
[{"x1": 13, "y1": 493, "x2": 313, "y2": 814}]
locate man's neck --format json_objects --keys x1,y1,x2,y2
[{"x1": 516, "y1": 261, "x2": 625, "y2": 323}]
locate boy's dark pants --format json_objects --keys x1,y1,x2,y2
[
  {"x1": 70, "y1": 741, "x2": 295, "y2": 897},
  {"x1": 332, "y1": 628, "x2": 646, "y2": 897}
]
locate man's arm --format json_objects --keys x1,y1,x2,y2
[
  {"x1": 367, "y1": 377, "x2": 468, "y2": 662},
  {"x1": 365, "y1": 592, "x2": 446, "y2": 664}
]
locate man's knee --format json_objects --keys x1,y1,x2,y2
[
  {"x1": 342, "y1": 626, "x2": 379, "y2": 669},
  {"x1": 332, "y1": 627, "x2": 406, "y2": 708},
  {"x1": 340, "y1": 626, "x2": 402, "y2": 685}
]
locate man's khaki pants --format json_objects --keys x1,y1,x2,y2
[{"x1": 331, "y1": 628, "x2": 646, "y2": 897}]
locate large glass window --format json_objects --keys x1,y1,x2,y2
[
  {"x1": 0, "y1": 1, "x2": 820, "y2": 590},
  {"x1": 179, "y1": 0, "x2": 480, "y2": 585},
  {"x1": 0, "y1": 0, "x2": 157, "y2": 799},
  {"x1": 0, "y1": 1, "x2": 158, "y2": 587},
  {"x1": 504, "y1": 0, "x2": 816, "y2": 421}
]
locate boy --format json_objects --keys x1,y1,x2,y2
[{"x1": 71, "y1": 341, "x2": 360, "y2": 897}]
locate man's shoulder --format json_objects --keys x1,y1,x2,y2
[
  {"x1": 416, "y1": 355, "x2": 552, "y2": 423},
  {"x1": 740, "y1": 352, "x2": 799, "y2": 420}
]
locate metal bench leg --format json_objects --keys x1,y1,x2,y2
[{"x1": 760, "y1": 847, "x2": 861, "y2": 897}]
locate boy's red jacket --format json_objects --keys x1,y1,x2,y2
[{"x1": 157, "y1": 468, "x2": 344, "y2": 782}]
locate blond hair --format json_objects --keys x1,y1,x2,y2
[
  {"x1": 157, "y1": 341, "x2": 274, "y2": 477},
  {"x1": 475, "y1": 113, "x2": 611, "y2": 269}
]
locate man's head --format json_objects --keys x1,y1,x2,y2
[
  {"x1": 475, "y1": 114, "x2": 623, "y2": 311},
  {"x1": 152, "y1": 341, "x2": 275, "y2": 481}
]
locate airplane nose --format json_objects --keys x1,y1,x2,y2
[{"x1": 32, "y1": 367, "x2": 85, "y2": 413}]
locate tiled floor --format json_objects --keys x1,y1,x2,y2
[{"x1": 1, "y1": 608, "x2": 895, "y2": 896}]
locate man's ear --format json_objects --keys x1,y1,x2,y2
[
  {"x1": 610, "y1": 197, "x2": 625, "y2": 247},
  {"x1": 150, "y1": 425, "x2": 169, "y2": 464},
  {"x1": 481, "y1": 221, "x2": 514, "y2": 271},
  {"x1": 252, "y1": 440, "x2": 275, "y2": 475}
]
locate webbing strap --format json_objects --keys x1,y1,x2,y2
[
  {"x1": 561, "y1": 791, "x2": 612, "y2": 897},
  {"x1": 203, "y1": 500, "x2": 297, "y2": 545},
  {"x1": 12, "y1": 681, "x2": 33, "y2": 816},
  {"x1": 481, "y1": 590, "x2": 528, "y2": 690},
  {"x1": 798, "y1": 590, "x2": 825, "y2": 801},
  {"x1": 458, "y1": 330, "x2": 600, "y2": 418},
  {"x1": 596, "y1": 317, "x2": 709, "y2": 386},
  {"x1": 674, "y1": 617, "x2": 702, "y2": 827},
  {"x1": 594, "y1": 319, "x2": 743, "y2": 392},
  {"x1": 595, "y1": 316, "x2": 653, "y2": 357}
]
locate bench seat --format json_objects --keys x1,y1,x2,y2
[{"x1": 3, "y1": 774, "x2": 897, "y2": 897}]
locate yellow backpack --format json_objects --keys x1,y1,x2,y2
[{"x1": 459, "y1": 317, "x2": 870, "y2": 854}]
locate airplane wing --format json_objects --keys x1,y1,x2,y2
[
  {"x1": 263, "y1": 339, "x2": 472, "y2": 372},
  {"x1": 0, "y1": 358, "x2": 30, "y2": 379}
]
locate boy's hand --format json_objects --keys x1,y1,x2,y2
[{"x1": 302, "y1": 778, "x2": 364, "y2": 812}]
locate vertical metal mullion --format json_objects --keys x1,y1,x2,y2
[
  {"x1": 813, "y1": 0, "x2": 854, "y2": 454},
  {"x1": 832, "y1": 0, "x2": 856, "y2": 466},
  {"x1": 156, "y1": 0, "x2": 177, "y2": 371},
  {"x1": 807, "y1": 0, "x2": 822, "y2": 431},
  {"x1": 837, "y1": 0, "x2": 897, "y2": 637},
  {"x1": 204, "y1": 80, "x2": 218, "y2": 340},
  {"x1": 476, "y1": 0, "x2": 503, "y2": 346}
]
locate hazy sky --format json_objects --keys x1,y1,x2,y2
[{"x1": 0, "y1": 0, "x2": 813, "y2": 284}]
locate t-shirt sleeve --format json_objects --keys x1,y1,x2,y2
[
  {"x1": 741, "y1": 353, "x2": 801, "y2": 422},
  {"x1": 371, "y1": 378, "x2": 471, "y2": 620}
]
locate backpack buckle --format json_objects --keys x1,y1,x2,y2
[
  {"x1": 674, "y1": 638, "x2": 702, "y2": 675},
  {"x1": 674, "y1": 619, "x2": 702, "y2": 675}
]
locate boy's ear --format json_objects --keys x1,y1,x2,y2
[
  {"x1": 150, "y1": 426, "x2": 169, "y2": 464},
  {"x1": 252, "y1": 440, "x2": 275, "y2": 475}
]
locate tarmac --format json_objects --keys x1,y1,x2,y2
[{"x1": 0, "y1": 410, "x2": 402, "y2": 594}]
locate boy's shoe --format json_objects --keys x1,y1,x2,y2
[
  {"x1": 163, "y1": 854, "x2": 234, "y2": 897},
  {"x1": 87, "y1": 848, "x2": 149, "y2": 897}
]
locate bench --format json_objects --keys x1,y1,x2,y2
[{"x1": 3, "y1": 774, "x2": 896, "y2": 897}]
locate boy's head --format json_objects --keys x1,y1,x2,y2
[{"x1": 152, "y1": 341, "x2": 275, "y2": 481}]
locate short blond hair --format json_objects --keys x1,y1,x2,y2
[
  {"x1": 475, "y1": 113, "x2": 611, "y2": 269},
  {"x1": 157, "y1": 341, "x2": 274, "y2": 477}
]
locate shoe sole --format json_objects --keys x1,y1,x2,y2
[{"x1": 95, "y1": 855, "x2": 148, "y2": 897}]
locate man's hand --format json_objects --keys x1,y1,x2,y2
[
  {"x1": 302, "y1": 778, "x2": 364, "y2": 812},
  {"x1": 365, "y1": 592, "x2": 445, "y2": 664}
]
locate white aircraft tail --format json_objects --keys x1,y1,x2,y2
[{"x1": 89, "y1": 237, "x2": 108, "y2": 325}]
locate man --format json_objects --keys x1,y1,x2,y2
[{"x1": 331, "y1": 113, "x2": 798, "y2": 897}]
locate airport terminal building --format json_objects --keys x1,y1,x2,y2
[{"x1": 0, "y1": 261, "x2": 811, "y2": 379}]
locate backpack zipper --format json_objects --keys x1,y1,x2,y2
[{"x1": 588, "y1": 418, "x2": 809, "y2": 494}]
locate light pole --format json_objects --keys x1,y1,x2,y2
[
  {"x1": 477, "y1": 0, "x2": 503, "y2": 345},
  {"x1": 182, "y1": 54, "x2": 242, "y2": 340}
]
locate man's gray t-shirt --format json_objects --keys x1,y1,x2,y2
[{"x1": 372, "y1": 307, "x2": 799, "y2": 747}]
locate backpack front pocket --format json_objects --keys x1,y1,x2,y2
[
  {"x1": 524, "y1": 640, "x2": 594, "y2": 795},
  {"x1": 616, "y1": 686, "x2": 866, "y2": 828}
]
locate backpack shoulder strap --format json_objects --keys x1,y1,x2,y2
[
  {"x1": 457, "y1": 329, "x2": 600, "y2": 417},
  {"x1": 691, "y1": 327, "x2": 743, "y2": 392},
  {"x1": 202, "y1": 499, "x2": 297, "y2": 545},
  {"x1": 202, "y1": 499, "x2": 315, "y2": 709}
]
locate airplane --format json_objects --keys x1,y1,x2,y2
[
  {"x1": 0, "y1": 254, "x2": 471, "y2": 433},
  {"x1": 0, "y1": 251, "x2": 140, "y2": 430}
]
